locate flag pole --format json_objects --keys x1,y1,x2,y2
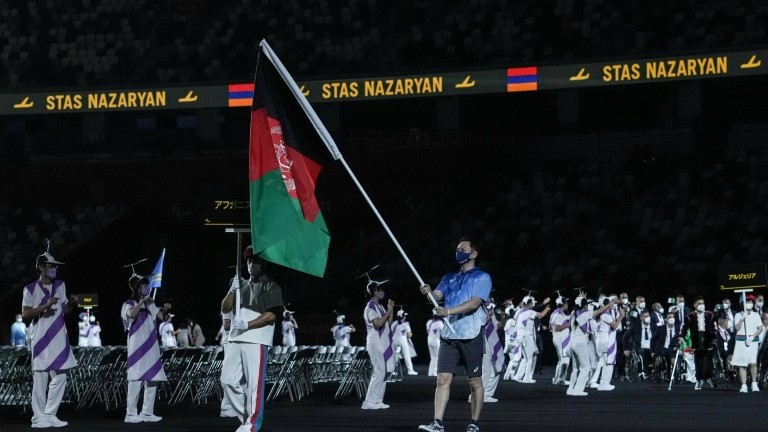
[{"x1": 259, "y1": 39, "x2": 454, "y2": 333}]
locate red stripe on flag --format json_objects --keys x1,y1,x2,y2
[
  {"x1": 249, "y1": 109, "x2": 323, "y2": 223},
  {"x1": 229, "y1": 83, "x2": 255, "y2": 92},
  {"x1": 249, "y1": 109, "x2": 280, "y2": 182},
  {"x1": 507, "y1": 67, "x2": 538, "y2": 77}
]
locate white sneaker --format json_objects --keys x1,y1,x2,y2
[
  {"x1": 597, "y1": 384, "x2": 615, "y2": 391},
  {"x1": 589, "y1": 382, "x2": 599, "y2": 389},
  {"x1": 694, "y1": 381, "x2": 702, "y2": 390},
  {"x1": 568, "y1": 390, "x2": 588, "y2": 396},
  {"x1": 140, "y1": 413, "x2": 162, "y2": 422},
  {"x1": 521, "y1": 379, "x2": 536, "y2": 384},
  {"x1": 566, "y1": 388, "x2": 574, "y2": 396},
  {"x1": 408, "y1": 370, "x2": 419, "y2": 375},
  {"x1": 561, "y1": 380, "x2": 571, "y2": 386},
  {"x1": 375, "y1": 402, "x2": 390, "y2": 409},
  {"x1": 484, "y1": 396, "x2": 498, "y2": 403},
  {"x1": 47, "y1": 416, "x2": 68, "y2": 428},
  {"x1": 751, "y1": 383, "x2": 760, "y2": 392},
  {"x1": 361, "y1": 401, "x2": 378, "y2": 409},
  {"x1": 31, "y1": 419, "x2": 52, "y2": 429},
  {"x1": 740, "y1": 384, "x2": 748, "y2": 393},
  {"x1": 124, "y1": 414, "x2": 142, "y2": 423}
]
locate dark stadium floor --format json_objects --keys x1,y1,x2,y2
[{"x1": 3, "y1": 364, "x2": 768, "y2": 432}]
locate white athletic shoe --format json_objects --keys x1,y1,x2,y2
[
  {"x1": 751, "y1": 382, "x2": 760, "y2": 392},
  {"x1": 740, "y1": 384, "x2": 748, "y2": 393},
  {"x1": 140, "y1": 413, "x2": 162, "y2": 422},
  {"x1": 47, "y1": 416, "x2": 68, "y2": 428},
  {"x1": 484, "y1": 396, "x2": 498, "y2": 403},
  {"x1": 361, "y1": 401, "x2": 379, "y2": 409},
  {"x1": 31, "y1": 419, "x2": 52, "y2": 428},
  {"x1": 568, "y1": 390, "x2": 588, "y2": 396},
  {"x1": 375, "y1": 402, "x2": 390, "y2": 409},
  {"x1": 124, "y1": 414, "x2": 142, "y2": 423},
  {"x1": 597, "y1": 384, "x2": 615, "y2": 391},
  {"x1": 408, "y1": 370, "x2": 419, "y2": 375},
  {"x1": 520, "y1": 379, "x2": 536, "y2": 384}
]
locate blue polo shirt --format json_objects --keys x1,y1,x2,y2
[{"x1": 435, "y1": 267, "x2": 492, "y2": 340}]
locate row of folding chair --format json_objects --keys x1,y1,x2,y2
[
  {"x1": 333, "y1": 349, "x2": 372, "y2": 401},
  {"x1": 0, "y1": 346, "x2": 31, "y2": 409},
  {"x1": 309, "y1": 345, "x2": 361, "y2": 384},
  {"x1": 75, "y1": 346, "x2": 127, "y2": 411},
  {"x1": 265, "y1": 347, "x2": 316, "y2": 403}
]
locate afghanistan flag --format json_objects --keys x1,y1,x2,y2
[{"x1": 248, "y1": 41, "x2": 338, "y2": 277}]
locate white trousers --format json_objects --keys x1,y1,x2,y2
[
  {"x1": 393, "y1": 337, "x2": 415, "y2": 373},
  {"x1": 126, "y1": 380, "x2": 158, "y2": 416},
  {"x1": 427, "y1": 336, "x2": 440, "y2": 376},
  {"x1": 220, "y1": 342, "x2": 267, "y2": 431},
  {"x1": 31, "y1": 370, "x2": 67, "y2": 424},
  {"x1": 568, "y1": 342, "x2": 592, "y2": 393},
  {"x1": 482, "y1": 350, "x2": 499, "y2": 398},
  {"x1": 220, "y1": 342, "x2": 244, "y2": 416},
  {"x1": 364, "y1": 344, "x2": 387, "y2": 404}
]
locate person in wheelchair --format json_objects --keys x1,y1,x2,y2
[
  {"x1": 651, "y1": 312, "x2": 678, "y2": 374},
  {"x1": 715, "y1": 316, "x2": 734, "y2": 373},
  {"x1": 623, "y1": 310, "x2": 653, "y2": 379}
]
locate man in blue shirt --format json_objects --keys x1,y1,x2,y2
[
  {"x1": 11, "y1": 314, "x2": 27, "y2": 346},
  {"x1": 419, "y1": 237, "x2": 492, "y2": 432}
]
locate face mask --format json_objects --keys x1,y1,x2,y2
[
  {"x1": 140, "y1": 285, "x2": 150, "y2": 297},
  {"x1": 638, "y1": 302, "x2": 646, "y2": 310},
  {"x1": 668, "y1": 318, "x2": 675, "y2": 325},
  {"x1": 656, "y1": 307, "x2": 664, "y2": 314},
  {"x1": 643, "y1": 317, "x2": 650, "y2": 324},
  {"x1": 16, "y1": 318, "x2": 22, "y2": 323},
  {"x1": 455, "y1": 250, "x2": 472, "y2": 265},
  {"x1": 696, "y1": 304, "x2": 705, "y2": 312},
  {"x1": 745, "y1": 303, "x2": 754, "y2": 311},
  {"x1": 45, "y1": 268, "x2": 57, "y2": 279},
  {"x1": 621, "y1": 298, "x2": 629, "y2": 305},
  {"x1": 758, "y1": 301, "x2": 764, "y2": 308},
  {"x1": 247, "y1": 262, "x2": 262, "y2": 277},
  {"x1": 723, "y1": 303, "x2": 730, "y2": 310},
  {"x1": 678, "y1": 302, "x2": 685, "y2": 308}
]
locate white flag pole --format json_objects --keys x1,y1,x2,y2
[{"x1": 258, "y1": 40, "x2": 454, "y2": 333}]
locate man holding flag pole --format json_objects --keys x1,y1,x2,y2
[{"x1": 245, "y1": 39, "x2": 456, "y2": 429}]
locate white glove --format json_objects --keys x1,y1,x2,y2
[
  {"x1": 231, "y1": 318, "x2": 249, "y2": 330},
  {"x1": 229, "y1": 277, "x2": 241, "y2": 292}
]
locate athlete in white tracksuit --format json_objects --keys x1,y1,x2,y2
[
  {"x1": 391, "y1": 310, "x2": 418, "y2": 375},
  {"x1": 362, "y1": 284, "x2": 395, "y2": 410},
  {"x1": 550, "y1": 300, "x2": 571, "y2": 385},
  {"x1": 513, "y1": 296, "x2": 550, "y2": 383},
  {"x1": 426, "y1": 316, "x2": 443, "y2": 377},
  {"x1": 332, "y1": 314, "x2": 356, "y2": 348},
  {"x1": 502, "y1": 305, "x2": 518, "y2": 380},
  {"x1": 591, "y1": 297, "x2": 624, "y2": 391},
  {"x1": 567, "y1": 296, "x2": 617, "y2": 396}
]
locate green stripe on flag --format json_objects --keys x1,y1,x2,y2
[{"x1": 250, "y1": 169, "x2": 329, "y2": 277}]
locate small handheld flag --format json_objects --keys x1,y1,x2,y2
[{"x1": 149, "y1": 248, "x2": 166, "y2": 289}]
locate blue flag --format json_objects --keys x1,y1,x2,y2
[{"x1": 149, "y1": 248, "x2": 165, "y2": 289}]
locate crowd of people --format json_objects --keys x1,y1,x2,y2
[{"x1": 11, "y1": 238, "x2": 768, "y2": 432}]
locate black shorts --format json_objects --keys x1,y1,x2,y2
[{"x1": 437, "y1": 331, "x2": 484, "y2": 378}]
